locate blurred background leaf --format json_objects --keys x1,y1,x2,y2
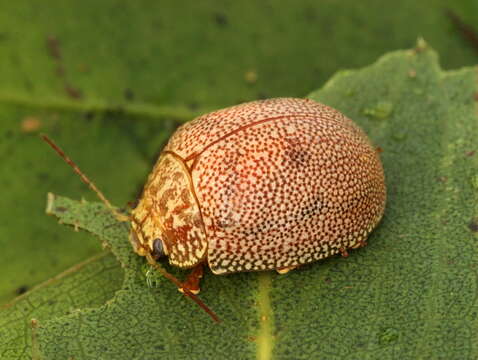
[
  {"x1": 1, "y1": 0, "x2": 477, "y2": 306},
  {"x1": 2, "y1": 44, "x2": 477, "y2": 360},
  {"x1": 0, "y1": 0, "x2": 477, "y2": 358}
]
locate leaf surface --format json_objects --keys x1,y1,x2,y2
[
  {"x1": 1, "y1": 0, "x2": 478, "y2": 308},
  {"x1": 4, "y1": 44, "x2": 476, "y2": 359}
]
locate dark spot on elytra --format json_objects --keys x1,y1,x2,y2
[
  {"x1": 213, "y1": 12, "x2": 228, "y2": 27},
  {"x1": 285, "y1": 138, "x2": 311, "y2": 167},
  {"x1": 287, "y1": 147, "x2": 311, "y2": 167},
  {"x1": 15, "y1": 285, "x2": 28, "y2": 295}
]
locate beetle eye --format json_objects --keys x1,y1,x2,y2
[{"x1": 151, "y1": 238, "x2": 165, "y2": 259}]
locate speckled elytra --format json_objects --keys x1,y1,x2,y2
[
  {"x1": 43, "y1": 97, "x2": 386, "y2": 322},
  {"x1": 132, "y1": 97, "x2": 385, "y2": 282}
]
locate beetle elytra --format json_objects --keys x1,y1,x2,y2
[{"x1": 131, "y1": 98, "x2": 385, "y2": 288}]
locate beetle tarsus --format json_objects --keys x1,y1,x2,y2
[
  {"x1": 276, "y1": 266, "x2": 297, "y2": 274},
  {"x1": 339, "y1": 248, "x2": 349, "y2": 258},
  {"x1": 358, "y1": 240, "x2": 368, "y2": 248},
  {"x1": 179, "y1": 263, "x2": 204, "y2": 294}
]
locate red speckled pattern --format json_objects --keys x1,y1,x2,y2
[
  {"x1": 166, "y1": 98, "x2": 338, "y2": 161},
  {"x1": 136, "y1": 98, "x2": 386, "y2": 274}
]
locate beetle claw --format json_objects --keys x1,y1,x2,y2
[
  {"x1": 339, "y1": 248, "x2": 349, "y2": 258},
  {"x1": 178, "y1": 264, "x2": 204, "y2": 294},
  {"x1": 178, "y1": 287, "x2": 200, "y2": 295}
]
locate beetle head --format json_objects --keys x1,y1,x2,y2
[{"x1": 129, "y1": 223, "x2": 168, "y2": 260}]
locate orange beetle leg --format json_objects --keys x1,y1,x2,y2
[
  {"x1": 351, "y1": 239, "x2": 368, "y2": 249},
  {"x1": 339, "y1": 248, "x2": 349, "y2": 258},
  {"x1": 276, "y1": 266, "x2": 298, "y2": 275},
  {"x1": 358, "y1": 240, "x2": 368, "y2": 248},
  {"x1": 179, "y1": 263, "x2": 204, "y2": 295}
]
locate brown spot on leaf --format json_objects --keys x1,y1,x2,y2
[
  {"x1": 64, "y1": 84, "x2": 83, "y2": 99},
  {"x1": 21, "y1": 117, "x2": 42, "y2": 133},
  {"x1": 469, "y1": 219, "x2": 478, "y2": 233},
  {"x1": 46, "y1": 35, "x2": 61, "y2": 59},
  {"x1": 15, "y1": 285, "x2": 28, "y2": 295},
  {"x1": 213, "y1": 12, "x2": 228, "y2": 27},
  {"x1": 124, "y1": 88, "x2": 134, "y2": 101}
]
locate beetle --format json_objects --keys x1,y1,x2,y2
[
  {"x1": 129, "y1": 97, "x2": 386, "y2": 293},
  {"x1": 43, "y1": 97, "x2": 386, "y2": 322}
]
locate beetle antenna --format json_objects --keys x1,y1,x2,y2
[
  {"x1": 42, "y1": 134, "x2": 220, "y2": 323},
  {"x1": 145, "y1": 253, "x2": 221, "y2": 323},
  {"x1": 41, "y1": 134, "x2": 129, "y2": 222}
]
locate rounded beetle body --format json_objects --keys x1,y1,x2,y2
[{"x1": 130, "y1": 98, "x2": 386, "y2": 275}]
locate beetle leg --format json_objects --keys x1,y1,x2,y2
[
  {"x1": 276, "y1": 266, "x2": 298, "y2": 274},
  {"x1": 179, "y1": 263, "x2": 204, "y2": 295},
  {"x1": 339, "y1": 248, "x2": 349, "y2": 257},
  {"x1": 351, "y1": 239, "x2": 368, "y2": 249}
]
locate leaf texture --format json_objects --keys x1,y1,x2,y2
[{"x1": 5, "y1": 45, "x2": 476, "y2": 359}]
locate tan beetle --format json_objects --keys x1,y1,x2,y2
[
  {"x1": 130, "y1": 98, "x2": 385, "y2": 290},
  {"x1": 44, "y1": 97, "x2": 386, "y2": 322}
]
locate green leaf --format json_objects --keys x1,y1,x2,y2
[
  {"x1": 0, "y1": 104, "x2": 182, "y2": 305},
  {"x1": 0, "y1": 252, "x2": 123, "y2": 359},
  {"x1": 2, "y1": 43, "x2": 476, "y2": 359},
  {"x1": 2, "y1": 0, "x2": 478, "y2": 309},
  {"x1": 38, "y1": 195, "x2": 259, "y2": 359}
]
